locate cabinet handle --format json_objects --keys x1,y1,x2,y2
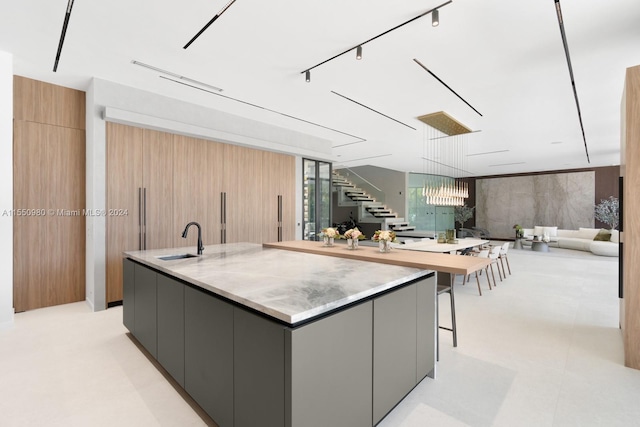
[
  {"x1": 221, "y1": 192, "x2": 227, "y2": 243},
  {"x1": 143, "y1": 187, "x2": 147, "y2": 250},
  {"x1": 278, "y1": 195, "x2": 283, "y2": 241},
  {"x1": 138, "y1": 187, "x2": 143, "y2": 250}
]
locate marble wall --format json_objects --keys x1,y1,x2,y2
[{"x1": 476, "y1": 171, "x2": 595, "y2": 239}]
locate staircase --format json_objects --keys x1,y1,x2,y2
[{"x1": 332, "y1": 171, "x2": 416, "y2": 232}]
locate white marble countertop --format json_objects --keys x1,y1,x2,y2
[{"x1": 124, "y1": 243, "x2": 432, "y2": 326}]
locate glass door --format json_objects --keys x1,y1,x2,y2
[{"x1": 303, "y1": 159, "x2": 332, "y2": 241}]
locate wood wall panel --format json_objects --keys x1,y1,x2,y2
[
  {"x1": 13, "y1": 121, "x2": 86, "y2": 312},
  {"x1": 106, "y1": 122, "x2": 143, "y2": 304},
  {"x1": 13, "y1": 75, "x2": 85, "y2": 130},
  {"x1": 622, "y1": 65, "x2": 640, "y2": 369}
]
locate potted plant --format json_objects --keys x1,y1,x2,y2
[
  {"x1": 513, "y1": 224, "x2": 524, "y2": 239},
  {"x1": 454, "y1": 204, "x2": 475, "y2": 234},
  {"x1": 594, "y1": 196, "x2": 619, "y2": 230}
]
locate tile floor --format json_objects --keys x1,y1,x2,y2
[{"x1": 1, "y1": 245, "x2": 638, "y2": 426}]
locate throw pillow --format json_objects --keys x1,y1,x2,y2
[
  {"x1": 611, "y1": 230, "x2": 620, "y2": 243},
  {"x1": 593, "y1": 229, "x2": 612, "y2": 242},
  {"x1": 542, "y1": 226, "x2": 558, "y2": 237}
]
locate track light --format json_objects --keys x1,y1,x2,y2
[
  {"x1": 305, "y1": 70, "x2": 311, "y2": 82},
  {"x1": 432, "y1": 9, "x2": 439, "y2": 27},
  {"x1": 356, "y1": 45, "x2": 362, "y2": 60}
]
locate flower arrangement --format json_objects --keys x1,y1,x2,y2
[
  {"x1": 321, "y1": 227, "x2": 339, "y2": 238},
  {"x1": 372, "y1": 230, "x2": 397, "y2": 242},
  {"x1": 343, "y1": 228, "x2": 365, "y2": 240},
  {"x1": 513, "y1": 224, "x2": 524, "y2": 239},
  {"x1": 373, "y1": 230, "x2": 396, "y2": 253}
]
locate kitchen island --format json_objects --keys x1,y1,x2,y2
[{"x1": 123, "y1": 242, "x2": 437, "y2": 427}]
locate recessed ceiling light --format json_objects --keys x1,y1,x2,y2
[{"x1": 132, "y1": 60, "x2": 223, "y2": 92}]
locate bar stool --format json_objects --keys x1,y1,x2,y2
[{"x1": 437, "y1": 275, "x2": 457, "y2": 361}]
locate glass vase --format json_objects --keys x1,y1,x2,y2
[
  {"x1": 323, "y1": 236, "x2": 334, "y2": 247},
  {"x1": 379, "y1": 240, "x2": 391, "y2": 253},
  {"x1": 347, "y1": 238, "x2": 359, "y2": 250}
]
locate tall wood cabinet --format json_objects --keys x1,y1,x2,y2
[
  {"x1": 106, "y1": 123, "x2": 296, "y2": 306},
  {"x1": 621, "y1": 64, "x2": 640, "y2": 370},
  {"x1": 106, "y1": 124, "x2": 174, "y2": 304},
  {"x1": 13, "y1": 77, "x2": 86, "y2": 312}
]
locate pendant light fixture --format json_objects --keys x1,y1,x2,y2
[
  {"x1": 432, "y1": 9, "x2": 440, "y2": 27},
  {"x1": 356, "y1": 45, "x2": 362, "y2": 60},
  {"x1": 305, "y1": 70, "x2": 311, "y2": 82}
]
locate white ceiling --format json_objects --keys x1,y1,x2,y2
[{"x1": 3, "y1": 0, "x2": 640, "y2": 177}]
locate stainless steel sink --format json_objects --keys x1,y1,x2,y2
[{"x1": 157, "y1": 253, "x2": 198, "y2": 261}]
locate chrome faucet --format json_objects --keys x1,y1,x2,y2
[{"x1": 182, "y1": 222, "x2": 204, "y2": 255}]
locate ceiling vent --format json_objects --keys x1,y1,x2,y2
[{"x1": 417, "y1": 111, "x2": 471, "y2": 136}]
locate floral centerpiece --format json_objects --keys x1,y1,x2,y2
[
  {"x1": 513, "y1": 224, "x2": 524, "y2": 239},
  {"x1": 372, "y1": 230, "x2": 397, "y2": 253},
  {"x1": 342, "y1": 227, "x2": 365, "y2": 250},
  {"x1": 321, "y1": 227, "x2": 339, "y2": 246}
]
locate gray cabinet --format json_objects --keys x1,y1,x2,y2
[
  {"x1": 373, "y1": 276, "x2": 436, "y2": 425},
  {"x1": 184, "y1": 285, "x2": 234, "y2": 427},
  {"x1": 285, "y1": 301, "x2": 373, "y2": 427},
  {"x1": 373, "y1": 284, "x2": 418, "y2": 424},
  {"x1": 157, "y1": 274, "x2": 185, "y2": 387},
  {"x1": 133, "y1": 263, "x2": 157, "y2": 358},
  {"x1": 234, "y1": 308, "x2": 285, "y2": 427},
  {"x1": 122, "y1": 258, "x2": 135, "y2": 333}
]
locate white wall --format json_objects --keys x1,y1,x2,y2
[
  {"x1": 86, "y1": 78, "x2": 332, "y2": 310},
  {"x1": 0, "y1": 51, "x2": 14, "y2": 325}
]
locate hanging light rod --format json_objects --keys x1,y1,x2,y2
[
  {"x1": 414, "y1": 59, "x2": 482, "y2": 117},
  {"x1": 301, "y1": 0, "x2": 452, "y2": 76},
  {"x1": 421, "y1": 157, "x2": 474, "y2": 176},
  {"x1": 554, "y1": 0, "x2": 590, "y2": 163},
  {"x1": 183, "y1": 0, "x2": 238, "y2": 49},
  {"x1": 429, "y1": 130, "x2": 482, "y2": 140}
]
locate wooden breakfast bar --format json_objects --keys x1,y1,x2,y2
[{"x1": 263, "y1": 240, "x2": 492, "y2": 277}]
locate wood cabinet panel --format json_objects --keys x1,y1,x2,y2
[
  {"x1": 13, "y1": 75, "x2": 85, "y2": 130},
  {"x1": 622, "y1": 65, "x2": 640, "y2": 369},
  {"x1": 142, "y1": 129, "x2": 175, "y2": 249},
  {"x1": 224, "y1": 145, "x2": 263, "y2": 243},
  {"x1": 13, "y1": 120, "x2": 85, "y2": 312},
  {"x1": 106, "y1": 122, "x2": 143, "y2": 304},
  {"x1": 173, "y1": 135, "x2": 223, "y2": 248},
  {"x1": 262, "y1": 151, "x2": 296, "y2": 243}
]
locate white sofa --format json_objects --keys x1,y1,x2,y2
[{"x1": 521, "y1": 226, "x2": 619, "y2": 257}]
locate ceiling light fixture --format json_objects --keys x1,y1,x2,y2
[
  {"x1": 132, "y1": 60, "x2": 223, "y2": 92},
  {"x1": 183, "y1": 0, "x2": 238, "y2": 49},
  {"x1": 356, "y1": 45, "x2": 362, "y2": 60},
  {"x1": 52, "y1": 0, "x2": 75, "y2": 72},
  {"x1": 305, "y1": 70, "x2": 311, "y2": 82},
  {"x1": 300, "y1": 0, "x2": 452, "y2": 77},
  {"x1": 554, "y1": 0, "x2": 590, "y2": 163},
  {"x1": 432, "y1": 9, "x2": 439, "y2": 27}
]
